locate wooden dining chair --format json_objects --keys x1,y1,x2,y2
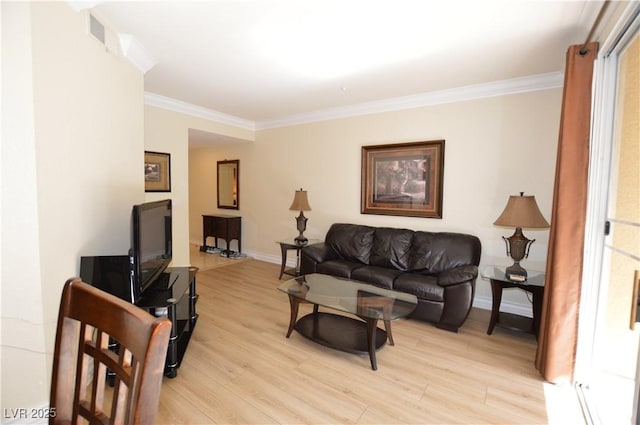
[{"x1": 50, "y1": 278, "x2": 171, "y2": 425}]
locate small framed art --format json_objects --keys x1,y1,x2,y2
[
  {"x1": 361, "y1": 140, "x2": 445, "y2": 218},
  {"x1": 144, "y1": 151, "x2": 171, "y2": 192},
  {"x1": 630, "y1": 270, "x2": 640, "y2": 330}
]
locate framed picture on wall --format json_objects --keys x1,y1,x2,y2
[
  {"x1": 631, "y1": 270, "x2": 640, "y2": 330},
  {"x1": 361, "y1": 140, "x2": 445, "y2": 218},
  {"x1": 144, "y1": 151, "x2": 171, "y2": 192}
]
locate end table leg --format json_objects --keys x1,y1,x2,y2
[
  {"x1": 295, "y1": 249, "x2": 301, "y2": 276},
  {"x1": 488, "y1": 279, "x2": 503, "y2": 335},
  {"x1": 279, "y1": 244, "x2": 287, "y2": 279},
  {"x1": 532, "y1": 286, "x2": 544, "y2": 338}
]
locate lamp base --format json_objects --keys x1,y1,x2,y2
[
  {"x1": 502, "y1": 227, "x2": 535, "y2": 282},
  {"x1": 294, "y1": 212, "x2": 308, "y2": 245},
  {"x1": 506, "y1": 262, "x2": 527, "y2": 282}
]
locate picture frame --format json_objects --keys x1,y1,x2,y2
[
  {"x1": 144, "y1": 151, "x2": 171, "y2": 192},
  {"x1": 361, "y1": 140, "x2": 445, "y2": 218},
  {"x1": 630, "y1": 270, "x2": 640, "y2": 330},
  {"x1": 217, "y1": 159, "x2": 240, "y2": 209}
]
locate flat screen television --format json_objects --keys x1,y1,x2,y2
[{"x1": 131, "y1": 199, "x2": 172, "y2": 296}]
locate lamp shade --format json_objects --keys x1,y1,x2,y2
[
  {"x1": 493, "y1": 193, "x2": 549, "y2": 229},
  {"x1": 289, "y1": 189, "x2": 311, "y2": 211}
]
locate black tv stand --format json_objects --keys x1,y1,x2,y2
[
  {"x1": 79, "y1": 258, "x2": 198, "y2": 378},
  {"x1": 146, "y1": 270, "x2": 180, "y2": 291},
  {"x1": 136, "y1": 266, "x2": 199, "y2": 378}
]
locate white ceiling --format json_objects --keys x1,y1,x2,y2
[{"x1": 92, "y1": 0, "x2": 602, "y2": 131}]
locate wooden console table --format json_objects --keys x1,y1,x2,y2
[{"x1": 200, "y1": 214, "x2": 241, "y2": 257}]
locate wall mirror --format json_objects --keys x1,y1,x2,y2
[{"x1": 217, "y1": 159, "x2": 239, "y2": 209}]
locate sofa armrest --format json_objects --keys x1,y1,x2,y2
[
  {"x1": 438, "y1": 265, "x2": 478, "y2": 287},
  {"x1": 302, "y1": 243, "x2": 336, "y2": 262},
  {"x1": 300, "y1": 243, "x2": 337, "y2": 275}
]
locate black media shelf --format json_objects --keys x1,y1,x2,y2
[
  {"x1": 136, "y1": 266, "x2": 199, "y2": 378},
  {"x1": 80, "y1": 259, "x2": 199, "y2": 379}
]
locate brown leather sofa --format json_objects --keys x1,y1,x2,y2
[{"x1": 300, "y1": 223, "x2": 482, "y2": 332}]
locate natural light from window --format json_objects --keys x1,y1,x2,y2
[{"x1": 543, "y1": 382, "x2": 585, "y2": 424}]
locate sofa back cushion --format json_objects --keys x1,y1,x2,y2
[
  {"x1": 325, "y1": 223, "x2": 375, "y2": 264},
  {"x1": 369, "y1": 227, "x2": 413, "y2": 271},
  {"x1": 409, "y1": 231, "x2": 481, "y2": 274}
]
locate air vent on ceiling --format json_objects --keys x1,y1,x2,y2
[{"x1": 89, "y1": 13, "x2": 105, "y2": 44}]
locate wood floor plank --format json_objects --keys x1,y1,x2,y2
[{"x1": 155, "y1": 258, "x2": 583, "y2": 424}]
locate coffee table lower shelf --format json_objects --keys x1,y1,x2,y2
[
  {"x1": 293, "y1": 312, "x2": 387, "y2": 370},
  {"x1": 279, "y1": 275, "x2": 417, "y2": 371}
]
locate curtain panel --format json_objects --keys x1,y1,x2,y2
[{"x1": 535, "y1": 42, "x2": 598, "y2": 383}]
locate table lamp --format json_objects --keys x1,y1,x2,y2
[
  {"x1": 493, "y1": 192, "x2": 550, "y2": 281},
  {"x1": 289, "y1": 188, "x2": 311, "y2": 244}
]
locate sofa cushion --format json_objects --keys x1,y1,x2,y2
[
  {"x1": 394, "y1": 273, "x2": 444, "y2": 302},
  {"x1": 409, "y1": 232, "x2": 481, "y2": 274},
  {"x1": 325, "y1": 223, "x2": 375, "y2": 264},
  {"x1": 351, "y1": 265, "x2": 402, "y2": 290},
  {"x1": 369, "y1": 227, "x2": 413, "y2": 271},
  {"x1": 317, "y1": 259, "x2": 362, "y2": 279}
]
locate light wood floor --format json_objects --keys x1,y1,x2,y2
[
  {"x1": 189, "y1": 243, "x2": 250, "y2": 271},
  {"x1": 156, "y1": 259, "x2": 585, "y2": 425}
]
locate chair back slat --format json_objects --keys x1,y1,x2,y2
[{"x1": 50, "y1": 278, "x2": 171, "y2": 425}]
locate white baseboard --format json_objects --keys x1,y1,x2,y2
[
  {"x1": 473, "y1": 295, "x2": 533, "y2": 317},
  {"x1": 245, "y1": 250, "x2": 283, "y2": 266}
]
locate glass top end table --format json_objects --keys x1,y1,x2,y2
[
  {"x1": 276, "y1": 238, "x2": 321, "y2": 279},
  {"x1": 482, "y1": 266, "x2": 545, "y2": 286},
  {"x1": 481, "y1": 266, "x2": 545, "y2": 337}
]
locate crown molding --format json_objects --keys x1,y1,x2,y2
[
  {"x1": 256, "y1": 72, "x2": 564, "y2": 129},
  {"x1": 144, "y1": 92, "x2": 256, "y2": 131},
  {"x1": 66, "y1": 1, "x2": 103, "y2": 12},
  {"x1": 145, "y1": 71, "x2": 563, "y2": 132},
  {"x1": 119, "y1": 34, "x2": 156, "y2": 74}
]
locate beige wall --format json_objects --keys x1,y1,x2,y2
[
  {"x1": 187, "y1": 88, "x2": 562, "y2": 310},
  {"x1": 145, "y1": 106, "x2": 254, "y2": 266},
  {"x1": 2, "y1": 2, "x2": 144, "y2": 411}
]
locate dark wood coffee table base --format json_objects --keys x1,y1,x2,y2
[
  {"x1": 285, "y1": 296, "x2": 389, "y2": 370},
  {"x1": 294, "y1": 313, "x2": 387, "y2": 369}
]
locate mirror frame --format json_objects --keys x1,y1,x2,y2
[{"x1": 217, "y1": 159, "x2": 239, "y2": 209}]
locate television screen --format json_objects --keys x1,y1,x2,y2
[{"x1": 132, "y1": 199, "x2": 172, "y2": 294}]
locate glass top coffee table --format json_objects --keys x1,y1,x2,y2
[{"x1": 277, "y1": 273, "x2": 417, "y2": 370}]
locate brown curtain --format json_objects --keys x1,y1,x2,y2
[{"x1": 535, "y1": 42, "x2": 599, "y2": 383}]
